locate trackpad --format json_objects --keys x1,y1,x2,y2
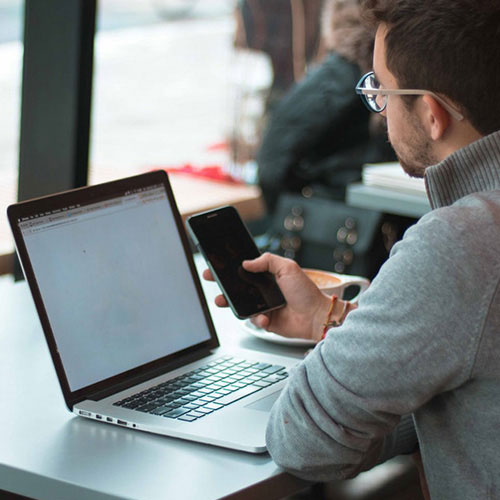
[{"x1": 245, "y1": 391, "x2": 281, "y2": 412}]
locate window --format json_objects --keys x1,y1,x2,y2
[
  {"x1": 89, "y1": 0, "x2": 269, "y2": 185},
  {"x1": 0, "y1": 0, "x2": 23, "y2": 257},
  {"x1": 6, "y1": 0, "x2": 318, "y2": 276}
]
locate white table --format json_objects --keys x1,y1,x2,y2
[
  {"x1": 346, "y1": 183, "x2": 430, "y2": 219},
  {"x1": 0, "y1": 257, "x2": 310, "y2": 500}
]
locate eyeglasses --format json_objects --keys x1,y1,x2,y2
[{"x1": 355, "y1": 71, "x2": 464, "y2": 121}]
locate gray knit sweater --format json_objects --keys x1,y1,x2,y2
[{"x1": 266, "y1": 130, "x2": 500, "y2": 499}]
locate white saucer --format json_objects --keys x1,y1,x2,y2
[{"x1": 240, "y1": 319, "x2": 316, "y2": 347}]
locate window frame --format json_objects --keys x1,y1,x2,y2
[{"x1": 6, "y1": 0, "x2": 96, "y2": 277}]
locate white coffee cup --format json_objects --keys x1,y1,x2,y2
[{"x1": 303, "y1": 268, "x2": 370, "y2": 301}]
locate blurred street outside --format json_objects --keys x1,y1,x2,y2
[{"x1": 0, "y1": 0, "x2": 272, "y2": 254}]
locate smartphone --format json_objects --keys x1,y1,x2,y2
[{"x1": 187, "y1": 206, "x2": 286, "y2": 319}]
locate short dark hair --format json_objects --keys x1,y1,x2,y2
[{"x1": 362, "y1": 0, "x2": 500, "y2": 135}]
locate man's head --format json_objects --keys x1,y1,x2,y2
[{"x1": 361, "y1": 0, "x2": 500, "y2": 176}]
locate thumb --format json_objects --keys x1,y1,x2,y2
[
  {"x1": 243, "y1": 252, "x2": 298, "y2": 278},
  {"x1": 242, "y1": 253, "x2": 273, "y2": 273}
]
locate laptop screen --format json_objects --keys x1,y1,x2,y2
[{"x1": 17, "y1": 181, "x2": 212, "y2": 392}]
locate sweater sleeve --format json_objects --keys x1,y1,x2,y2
[{"x1": 266, "y1": 209, "x2": 490, "y2": 481}]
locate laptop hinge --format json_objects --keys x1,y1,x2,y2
[{"x1": 85, "y1": 347, "x2": 215, "y2": 402}]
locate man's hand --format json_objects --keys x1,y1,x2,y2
[{"x1": 203, "y1": 253, "x2": 332, "y2": 342}]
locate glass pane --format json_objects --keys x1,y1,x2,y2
[
  {"x1": 0, "y1": 0, "x2": 23, "y2": 255},
  {"x1": 89, "y1": 0, "x2": 272, "y2": 186}
]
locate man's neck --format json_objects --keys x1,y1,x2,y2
[{"x1": 434, "y1": 120, "x2": 484, "y2": 163}]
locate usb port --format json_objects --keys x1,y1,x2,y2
[
  {"x1": 106, "y1": 417, "x2": 113, "y2": 423},
  {"x1": 95, "y1": 414, "x2": 102, "y2": 420},
  {"x1": 117, "y1": 419, "x2": 127, "y2": 426}
]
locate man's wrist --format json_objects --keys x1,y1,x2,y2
[
  {"x1": 313, "y1": 295, "x2": 357, "y2": 343},
  {"x1": 312, "y1": 293, "x2": 335, "y2": 342}
]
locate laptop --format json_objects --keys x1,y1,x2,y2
[{"x1": 7, "y1": 170, "x2": 299, "y2": 453}]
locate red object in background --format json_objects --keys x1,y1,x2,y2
[
  {"x1": 205, "y1": 141, "x2": 228, "y2": 152},
  {"x1": 152, "y1": 164, "x2": 242, "y2": 184},
  {"x1": 151, "y1": 141, "x2": 241, "y2": 184}
]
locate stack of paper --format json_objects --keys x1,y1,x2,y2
[{"x1": 362, "y1": 162, "x2": 426, "y2": 196}]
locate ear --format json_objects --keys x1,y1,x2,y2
[{"x1": 422, "y1": 95, "x2": 450, "y2": 141}]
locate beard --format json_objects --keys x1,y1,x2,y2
[{"x1": 388, "y1": 114, "x2": 438, "y2": 178}]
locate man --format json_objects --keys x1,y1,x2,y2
[{"x1": 205, "y1": 0, "x2": 500, "y2": 497}]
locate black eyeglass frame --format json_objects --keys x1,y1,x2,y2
[{"x1": 355, "y1": 71, "x2": 464, "y2": 121}]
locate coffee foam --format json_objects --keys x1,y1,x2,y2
[{"x1": 304, "y1": 269, "x2": 341, "y2": 288}]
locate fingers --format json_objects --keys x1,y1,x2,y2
[
  {"x1": 251, "y1": 314, "x2": 270, "y2": 330},
  {"x1": 202, "y1": 269, "x2": 227, "y2": 308},
  {"x1": 202, "y1": 268, "x2": 215, "y2": 281},
  {"x1": 214, "y1": 294, "x2": 228, "y2": 307}
]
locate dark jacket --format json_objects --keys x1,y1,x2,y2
[{"x1": 256, "y1": 52, "x2": 395, "y2": 211}]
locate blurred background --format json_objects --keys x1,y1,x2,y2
[
  {"x1": 1, "y1": 0, "x2": 408, "y2": 279},
  {"x1": 0, "y1": 0, "x2": 280, "y2": 255}
]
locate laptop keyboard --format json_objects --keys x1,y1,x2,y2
[{"x1": 113, "y1": 356, "x2": 289, "y2": 422}]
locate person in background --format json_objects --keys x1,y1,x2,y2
[
  {"x1": 234, "y1": 0, "x2": 324, "y2": 114},
  {"x1": 256, "y1": 0, "x2": 395, "y2": 212},
  {"x1": 232, "y1": 0, "x2": 324, "y2": 166},
  {"x1": 205, "y1": 1, "x2": 500, "y2": 498}
]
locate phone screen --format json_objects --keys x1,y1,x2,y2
[{"x1": 188, "y1": 206, "x2": 286, "y2": 318}]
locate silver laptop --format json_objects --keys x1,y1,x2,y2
[{"x1": 7, "y1": 171, "x2": 298, "y2": 453}]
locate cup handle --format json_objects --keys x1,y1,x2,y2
[{"x1": 340, "y1": 277, "x2": 370, "y2": 303}]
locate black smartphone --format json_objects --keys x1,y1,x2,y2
[{"x1": 187, "y1": 206, "x2": 286, "y2": 319}]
